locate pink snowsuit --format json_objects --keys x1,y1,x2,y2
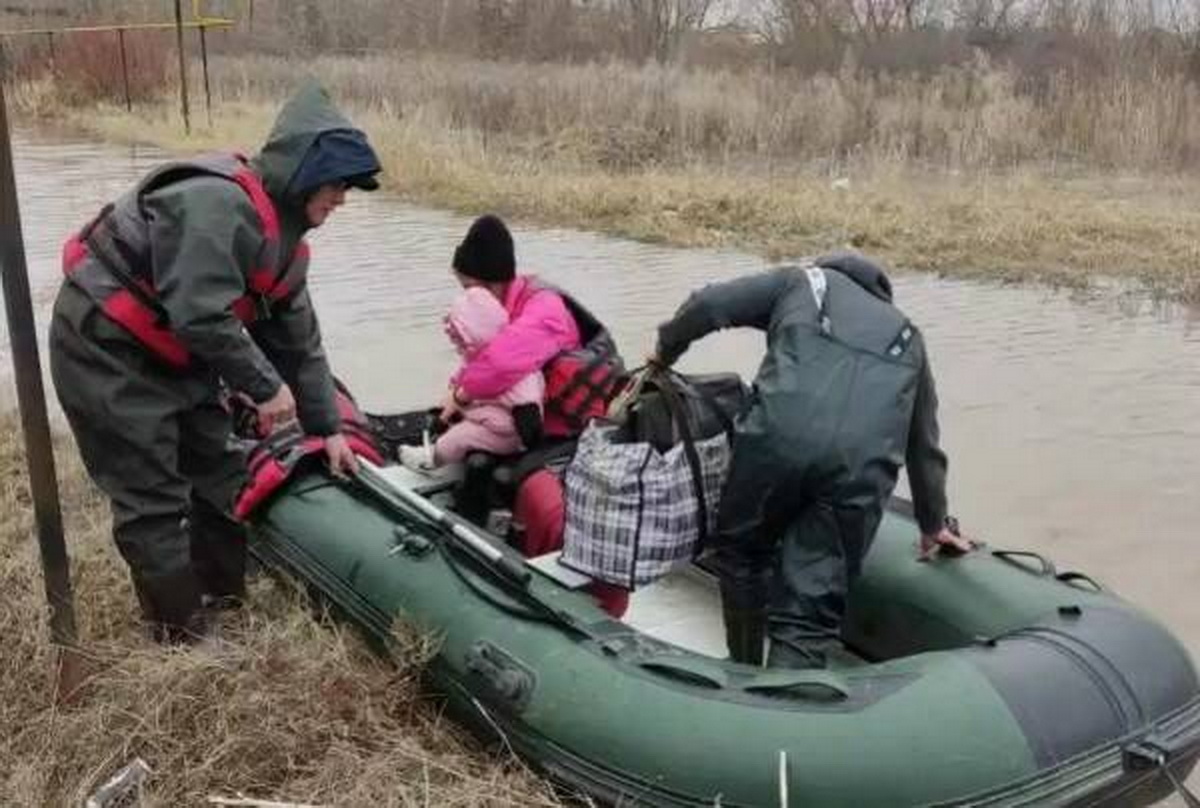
[
  {"x1": 435, "y1": 288, "x2": 545, "y2": 465},
  {"x1": 455, "y1": 275, "x2": 582, "y2": 401}
]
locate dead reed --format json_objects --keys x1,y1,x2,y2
[{"x1": 0, "y1": 418, "x2": 564, "y2": 806}]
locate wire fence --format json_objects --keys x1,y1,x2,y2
[{"x1": 0, "y1": 1, "x2": 238, "y2": 132}]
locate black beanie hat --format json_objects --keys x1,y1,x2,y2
[{"x1": 453, "y1": 214, "x2": 516, "y2": 283}]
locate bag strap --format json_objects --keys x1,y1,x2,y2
[
  {"x1": 655, "y1": 371, "x2": 711, "y2": 550},
  {"x1": 663, "y1": 368, "x2": 737, "y2": 438}
]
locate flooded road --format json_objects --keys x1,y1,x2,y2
[{"x1": 3, "y1": 133, "x2": 1199, "y2": 684}]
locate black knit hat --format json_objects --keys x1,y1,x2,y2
[{"x1": 453, "y1": 214, "x2": 515, "y2": 283}]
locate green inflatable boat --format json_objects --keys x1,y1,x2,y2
[{"x1": 247, "y1": 459, "x2": 1200, "y2": 807}]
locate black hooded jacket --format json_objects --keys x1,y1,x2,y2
[{"x1": 657, "y1": 253, "x2": 948, "y2": 536}]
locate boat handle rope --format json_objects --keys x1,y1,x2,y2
[
  {"x1": 993, "y1": 550, "x2": 1107, "y2": 592},
  {"x1": 1166, "y1": 767, "x2": 1200, "y2": 808},
  {"x1": 355, "y1": 472, "x2": 551, "y2": 623},
  {"x1": 358, "y1": 460, "x2": 531, "y2": 587},
  {"x1": 1056, "y1": 570, "x2": 1107, "y2": 592},
  {"x1": 636, "y1": 654, "x2": 729, "y2": 689},
  {"x1": 1123, "y1": 739, "x2": 1200, "y2": 808},
  {"x1": 352, "y1": 461, "x2": 596, "y2": 640},
  {"x1": 742, "y1": 669, "x2": 851, "y2": 701},
  {"x1": 991, "y1": 549, "x2": 1057, "y2": 577},
  {"x1": 438, "y1": 532, "x2": 564, "y2": 625}
]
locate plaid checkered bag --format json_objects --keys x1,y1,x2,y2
[{"x1": 561, "y1": 368, "x2": 736, "y2": 589}]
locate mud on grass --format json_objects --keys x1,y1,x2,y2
[{"x1": 0, "y1": 417, "x2": 564, "y2": 806}]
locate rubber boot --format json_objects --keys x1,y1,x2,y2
[
  {"x1": 134, "y1": 569, "x2": 208, "y2": 645},
  {"x1": 722, "y1": 596, "x2": 767, "y2": 666},
  {"x1": 455, "y1": 452, "x2": 495, "y2": 526},
  {"x1": 766, "y1": 637, "x2": 835, "y2": 670},
  {"x1": 188, "y1": 503, "x2": 247, "y2": 610},
  {"x1": 719, "y1": 574, "x2": 767, "y2": 666}
]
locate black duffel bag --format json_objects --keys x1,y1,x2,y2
[{"x1": 620, "y1": 367, "x2": 750, "y2": 451}]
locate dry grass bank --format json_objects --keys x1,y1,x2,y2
[
  {"x1": 0, "y1": 418, "x2": 562, "y2": 806},
  {"x1": 12, "y1": 53, "x2": 1200, "y2": 299}
]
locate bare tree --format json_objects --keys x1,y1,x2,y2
[
  {"x1": 839, "y1": 0, "x2": 931, "y2": 38},
  {"x1": 615, "y1": 0, "x2": 715, "y2": 62},
  {"x1": 761, "y1": 0, "x2": 928, "y2": 50},
  {"x1": 757, "y1": 0, "x2": 850, "y2": 70},
  {"x1": 955, "y1": 0, "x2": 1023, "y2": 50}
]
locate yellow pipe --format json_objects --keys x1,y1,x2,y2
[{"x1": 0, "y1": 20, "x2": 236, "y2": 37}]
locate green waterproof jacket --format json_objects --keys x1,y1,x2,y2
[
  {"x1": 134, "y1": 83, "x2": 365, "y2": 434},
  {"x1": 656, "y1": 254, "x2": 949, "y2": 538}
]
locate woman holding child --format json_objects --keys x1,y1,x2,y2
[
  {"x1": 440, "y1": 214, "x2": 622, "y2": 442},
  {"x1": 410, "y1": 213, "x2": 629, "y2": 617}
]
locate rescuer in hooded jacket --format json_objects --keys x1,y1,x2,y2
[
  {"x1": 49, "y1": 82, "x2": 381, "y2": 642},
  {"x1": 656, "y1": 253, "x2": 970, "y2": 668}
]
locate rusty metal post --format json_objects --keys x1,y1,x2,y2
[
  {"x1": 0, "y1": 70, "x2": 78, "y2": 652},
  {"x1": 44, "y1": 31, "x2": 55, "y2": 71},
  {"x1": 173, "y1": 0, "x2": 191, "y2": 135},
  {"x1": 198, "y1": 24, "x2": 212, "y2": 127},
  {"x1": 248, "y1": 0, "x2": 255, "y2": 33},
  {"x1": 117, "y1": 28, "x2": 132, "y2": 112}
]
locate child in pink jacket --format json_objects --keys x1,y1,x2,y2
[
  {"x1": 434, "y1": 213, "x2": 629, "y2": 619},
  {"x1": 401, "y1": 287, "x2": 544, "y2": 469}
]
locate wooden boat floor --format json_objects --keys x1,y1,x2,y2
[{"x1": 624, "y1": 565, "x2": 728, "y2": 657}]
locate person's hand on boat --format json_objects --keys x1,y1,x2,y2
[
  {"x1": 324, "y1": 432, "x2": 358, "y2": 477},
  {"x1": 256, "y1": 383, "x2": 297, "y2": 433},
  {"x1": 918, "y1": 524, "x2": 973, "y2": 561}
]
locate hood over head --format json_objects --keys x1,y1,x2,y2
[
  {"x1": 445, "y1": 287, "x2": 510, "y2": 357},
  {"x1": 816, "y1": 251, "x2": 894, "y2": 303},
  {"x1": 252, "y1": 80, "x2": 381, "y2": 207}
]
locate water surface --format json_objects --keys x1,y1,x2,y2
[{"x1": 4, "y1": 132, "x2": 1198, "y2": 681}]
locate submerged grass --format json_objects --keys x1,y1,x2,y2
[
  {"x1": 13, "y1": 54, "x2": 1200, "y2": 301},
  {"x1": 0, "y1": 417, "x2": 564, "y2": 806}
]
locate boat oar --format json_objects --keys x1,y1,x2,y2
[{"x1": 354, "y1": 459, "x2": 532, "y2": 589}]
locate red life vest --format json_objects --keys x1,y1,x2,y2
[
  {"x1": 531, "y1": 283, "x2": 626, "y2": 438},
  {"x1": 234, "y1": 390, "x2": 384, "y2": 520},
  {"x1": 61, "y1": 152, "x2": 308, "y2": 369}
]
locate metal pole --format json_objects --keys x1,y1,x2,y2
[
  {"x1": 248, "y1": 0, "x2": 255, "y2": 33},
  {"x1": 45, "y1": 32, "x2": 55, "y2": 71},
  {"x1": 117, "y1": 28, "x2": 132, "y2": 112},
  {"x1": 173, "y1": 0, "x2": 191, "y2": 135},
  {"x1": 198, "y1": 24, "x2": 211, "y2": 127},
  {"x1": 0, "y1": 70, "x2": 78, "y2": 651}
]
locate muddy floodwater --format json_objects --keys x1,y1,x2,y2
[{"x1": 3, "y1": 135, "x2": 1199, "y2": 800}]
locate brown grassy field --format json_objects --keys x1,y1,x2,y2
[
  {"x1": 10, "y1": 50, "x2": 1200, "y2": 300},
  {"x1": 0, "y1": 418, "x2": 564, "y2": 806},
  {"x1": 3, "y1": 10, "x2": 1197, "y2": 801}
]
